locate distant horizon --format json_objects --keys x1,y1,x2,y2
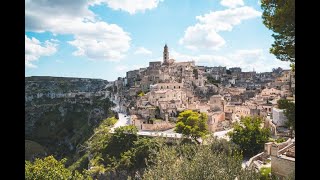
[{"x1": 26, "y1": 0, "x2": 290, "y2": 81}]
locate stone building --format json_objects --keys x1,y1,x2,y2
[
  {"x1": 272, "y1": 107, "x2": 287, "y2": 126},
  {"x1": 207, "y1": 111, "x2": 226, "y2": 132},
  {"x1": 229, "y1": 67, "x2": 242, "y2": 73},
  {"x1": 208, "y1": 94, "x2": 224, "y2": 111},
  {"x1": 235, "y1": 105, "x2": 260, "y2": 117}
]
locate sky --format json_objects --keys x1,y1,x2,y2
[{"x1": 25, "y1": 0, "x2": 290, "y2": 81}]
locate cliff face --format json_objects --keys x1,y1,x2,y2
[{"x1": 25, "y1": 76, "x2": 115, "y2": 162}]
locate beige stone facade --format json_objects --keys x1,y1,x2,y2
[
  {"x1": 270, "y1": 139, "x2": 295, "y2": 179},
  {"x1": 208, "y1": 94, "x2": 224, "y2": 111},
  {"x1": 207, "y1": 111, "x2": 226, "y2": 132}
]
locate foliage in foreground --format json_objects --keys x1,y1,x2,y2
[
  {"x1": 261, "y1": 0, "x2": 295, "y2": 65},
  {"x1": 143, "y1": 140, "x2": 260, "y2": 180},
  {"x1": 25, "y1": 156, "x2": 90, "y2": 180},
  {"x1": 26, "y1": 136, "x2": 263, "y2": 180},
  {"x1": 228, "y1": 116, "x2": 270, "y2": 157},
  {"x1": 26, "y1": 115, "x2": 275, "y2": 179},
  {"x1": 260, "y1": 167, "x2": 271, "y2": 180}
]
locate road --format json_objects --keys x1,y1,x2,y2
[
  {"x1": 110, "y1": 97, "x2": 131, "y2": 132},
  {"x1": 110, "y1": 113, "x2": 131, "y2": 132},
  {"x1": 138, "y1": 129, "x2": 182, "y2": 138},
  {"x1": 212, "y1": 128, "x2": 233, "y2": 140}
]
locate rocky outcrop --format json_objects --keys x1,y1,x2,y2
[{"x1": 25, "y1": 76, "x2": 115, "y2": 162}]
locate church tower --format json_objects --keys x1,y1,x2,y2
[{"x1": 163, "y1": 44, "x2": 169, "y2": 65}]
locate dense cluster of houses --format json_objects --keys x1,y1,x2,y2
[{"x1": 111, "y1": 45, "x2": 295, "y2": 136}]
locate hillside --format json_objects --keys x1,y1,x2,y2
[{"x1": 25, "y1": 76, "x2": 116, "y2": 165}]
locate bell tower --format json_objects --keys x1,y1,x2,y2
[{"x1": 163, "y1": 44, "x2": 169, "y2": 65}]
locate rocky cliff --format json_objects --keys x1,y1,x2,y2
[{"x1": 25, "y1": 76, "x2": 115, "y2": 164}]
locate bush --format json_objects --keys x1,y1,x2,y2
[{"x1": 260, "y1": 167, "x2": 271, "y2": 180}]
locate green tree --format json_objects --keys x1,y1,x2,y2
[
  {"x1": 128, "y1": 137, "x2": 162, "y2": 171},
  {"x1": 85, "y1": 125, "x2": 138, "y2": 178},
  {"x1": 104, "y1": 125, "x2": 138, "y2": 159},
  {"x1": 25, "y1": 156, "x2": 88, "y2": 180},
  {"x1": 142, "y1": 142, "x2": 260, "y2": 179},
  {"x1": 277, "y1": 99, "x2": 295, "y2": 136},
  {"x1": 261, "y1": 0, "x2": 295, "y2": 66},
  {"x1": 175, "y1": 110, "x2": 209, "y2": 143},
  {"x1": 100, "y1": 116, "x2": 118, "y2": 127},
  {"x1": 228, "y1": 116, "x2": 270, "y2": 157}
]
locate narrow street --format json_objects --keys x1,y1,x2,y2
[{"x1": 110, "y1": 95, "x2": 131, "y2": 132}]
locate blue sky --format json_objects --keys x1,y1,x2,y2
[{"x1": 25, "y1": 0, "x2": 290, "y2": 81}]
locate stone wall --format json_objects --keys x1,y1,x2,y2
[
  {"x1": 141, "y1": 121, "x2": 174, "y2": 131},
  {"x1": 271, "y1": 156, "x2": 295, "y2": 178},
  {"x1": 246, "y1": 152, "x2": 265, "y2": 169}
]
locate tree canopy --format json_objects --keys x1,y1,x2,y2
[
  {"x1": 25, "y1": 156, "x2": 87, "y2": 180},
  {"x1": 175, "y1": 110, "x2": 209, "y2": 142},
  {"x1": 261, "y1": 0, "x2": 295, "y2": 65},
  {"x1": 228, "y1": 116, "x2": 270, "y2": 157}
]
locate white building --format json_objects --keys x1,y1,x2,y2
[{"x1": 272, "y1": 107, "x2": 287, "y2": 126}]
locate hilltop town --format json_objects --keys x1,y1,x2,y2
[
  {"x1": 109, "y1": 44, "x2": 295, "y2": 178},
  {"x1": 111, "y1": 44, "x2": 294, "y2": 132}
]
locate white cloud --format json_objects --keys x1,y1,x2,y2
[
  {"x1": 179, "y1": 24, "x2": 226, "y2": 50},
  {"x1": 25, "y1": 35, "x2": 58, "y2": 68},
  {"x1": 170, "y1": 49, "x2": 290, "y2": 72},
  {"x1": 94, "y1": 0, "x2": 163, "y2": 15},
  {"x1": 134, "y1": 47, "x2": 152, "y2": 55},
  {"x1": 220, "y1": 0, "x2": 244, "y2": 8},
  {"x1": 179, "y1": 6, "x2": 261, "y2": 50},
  {"x1": 26, "y1": 0, "x2": 131, "y2": 61},
  {"x1": 196, "y1": 6, "x2": 262, "y2": 32}
]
